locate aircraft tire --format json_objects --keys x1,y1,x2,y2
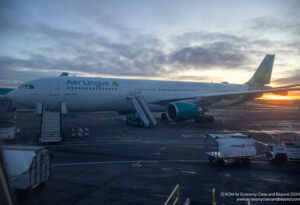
[
  {"x1": 242, "y1": 158, "x2": 251, "y2": 164},
  {"x1": 275, "y1": 153, "x2": 287, "y2": 164},
  {"x1": 217, "y1": 159, "x2": 225, "y2": 166},
  {"x1": 161, "y1": 113, "x2": 167, "y2": 120},
  {"x1": 195, "y1": 116, "x2": 204, "y2": 123},
  {"x1": 207, "y1": 116, "x2": 214, "y2": 124}
]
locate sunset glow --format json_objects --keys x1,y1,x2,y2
[
  {"x1": 258, "y1": 94, "x2": 300, "y2": 100},
  {"x1": 258, "y1": 83, "x2": 300, "y2": 100}
]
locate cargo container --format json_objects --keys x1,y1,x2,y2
[
  {"x1": 2, "y1": 145, "x2": 52, "y2": 190},
  {"x1": 205, "y1": 133, "x2": 257, "y2": 165}
]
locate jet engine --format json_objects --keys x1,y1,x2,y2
[{"x1": 166, "y1": 101, "x2": 202, "y2": 121}]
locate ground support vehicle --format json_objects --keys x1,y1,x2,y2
[
  {"x1": 265, "y1": 132, "x2": 300, "y2": 164},
  {"x1": 205, "y1": 133, "x2": 257, "y2": 165}
]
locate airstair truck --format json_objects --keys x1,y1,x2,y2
[
  {"x1": 265, "y1": 132, "x2": 300, "y2": 164},
  {"x1": 205, "y1": 133, "x2": 257, "y2": 165},
  {"x1": 1, "y1": 145, "x2": 52, "y2": 190}
]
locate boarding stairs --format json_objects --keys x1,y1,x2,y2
[
  {"x1": 127, "y1": 91, "x2": 157, "y2": 127},
  {"x1": 38, "y1": 102, "x2": 66, "y2": 144}
]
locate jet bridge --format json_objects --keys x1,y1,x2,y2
[
  {"x1": 127, "y1": 91, "x2": 157, "y2": 128},
  {"x1": 37, "y1": 102, "x2": 66, "y2": 144}
]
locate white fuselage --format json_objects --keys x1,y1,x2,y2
[{"x1": 7, "y1": 77, "x2": 250, "y2": 112}]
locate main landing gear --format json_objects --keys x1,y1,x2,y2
[
  {"x1": 161, "y1": 112, "x2": 168, "y2": 120},
  {"x1": 194, "y1": 115, "x2": 214, "y2": 124},
  {"x1": 160, "y1": 112, "x2": 214, "y2": 124}
]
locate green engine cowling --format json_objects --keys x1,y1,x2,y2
[{"x1": 166, "y1": 101, "x2": 200, "y2": 121}]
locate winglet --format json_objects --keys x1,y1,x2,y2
[{"x1": 246, "y1": 54, "x2": 275, "y2": 87}]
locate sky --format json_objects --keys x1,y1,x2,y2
[{"x1": 0, "y1": 0, "x2": 299, "y2": 96}]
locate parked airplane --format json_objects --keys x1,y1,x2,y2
[{"x1": 2, "y1": 54, "x2": 300, "y2": 127}]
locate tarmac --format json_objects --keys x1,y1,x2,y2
[{"x1": 3, "y1": 102, "x2": 300, "y2": 205}]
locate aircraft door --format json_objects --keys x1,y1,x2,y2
[{"x1": 49, "y1": 79, "x2": 60, "y2": 96}]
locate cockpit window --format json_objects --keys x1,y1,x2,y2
[{"x1": 18, "y1": 84, "x2": 34, "y2": 89}]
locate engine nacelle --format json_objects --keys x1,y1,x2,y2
[{"x1": 166, "y1": 101, "x2": 201, "y2": 121}]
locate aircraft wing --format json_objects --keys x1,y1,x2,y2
[{"x1": 154, "y1": 86, "x2": 300, "y2": 105}]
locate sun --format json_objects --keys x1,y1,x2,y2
[
  {"x1": 259, "y1": 94, "x2": 292, "y2": 100},
  {"x1": 258, "y1": 94, "x2": 300, "y2": 100}
]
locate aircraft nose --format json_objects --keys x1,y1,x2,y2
[{"x1": 6, "y1": 89, "x2": 17, "y2": 101}]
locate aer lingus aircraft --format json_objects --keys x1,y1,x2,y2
[{"x1": 2, "y1": 54, "x2": 300, "y2": 127}]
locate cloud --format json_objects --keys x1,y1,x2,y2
[
  {"x1": 171, "y1": 75, "x2": 221, "y2": 82},
  {"x1": 249, "y1": 16, "x2": 300, "y2": 40},
  {"x1": 1, "y1": 20, "x2": 253, "y2": 87},
  {"x1": 274, "y1": 70, "x2": 300, "y2": 85},
  {"x1": 0, "y1": 19, "x2": 169, "y2": 76},
  {"x1": 0, "y1": 65, "x2": 55, "y2": 88},
  {"x1": 170, "y1": 31, "x2": 246, "y2": 49},
  {"x1": 2, "y1": 18, "x2": 296, "y2": 89},
  {"x1": 1, "y1": 1, "x2": 299, "y2": 88},
  {"x1": 169, "y1": 42, "x2": 249, "y2": 69}
]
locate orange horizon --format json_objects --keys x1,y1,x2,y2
[
  {"x1": 258, "y1": 94, "x2": 300, "y2": 100},
  {"x1": 257, "y1": 83, "x2": 300, "y2": 100}
]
